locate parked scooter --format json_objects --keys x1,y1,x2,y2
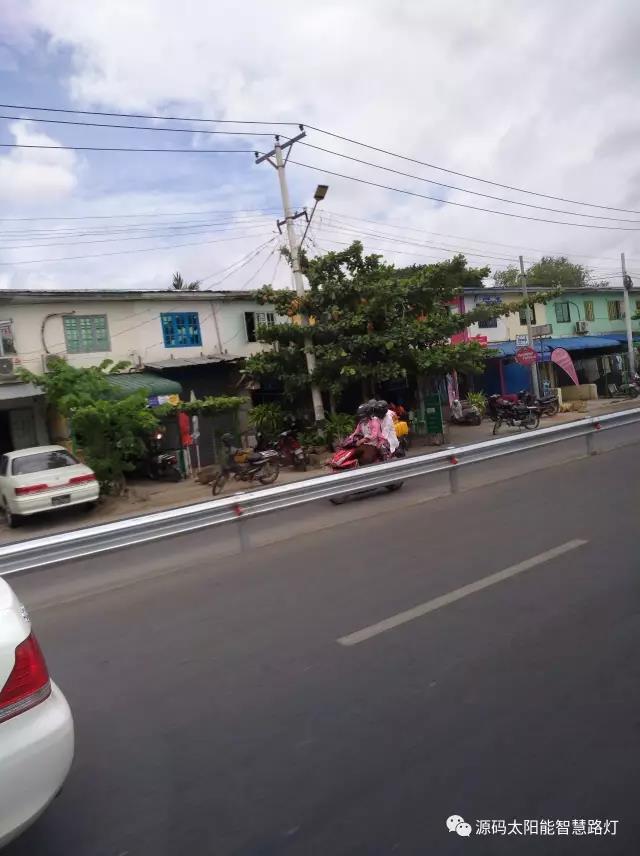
[
  {"x1": 450, "y1": 398, "x2": 482, "y2": 426},
  {"x1": 145, "y1": 432, "x2": 182, "y2": 481},
  {"x1": 274, "y1": 429, "x2": 308, "y2": 470},
  {"x1": 609, "y1": 373, "x2": 640, "y2": 398},
  {"x1": 212, "y1": 433, "x2": 280, "y2": 495}
]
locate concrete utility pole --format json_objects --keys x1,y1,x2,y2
[
  {"x1": 621, "y1": 252, "x2": 636, "y2": 377},
  {"x1": 256, "y1": 129, "x2": 325, "y2": 422},
  {"x1": 519, "y1": 255, "x2": 540, "y2": 398}
]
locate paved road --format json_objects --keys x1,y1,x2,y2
[{"x1": 5, "y1": 445, "x2": 640, "y2": 855}]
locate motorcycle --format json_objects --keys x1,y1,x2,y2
[
  {"x1": 212, "y1": 437, "x2": 280, "y2": 495},
  {"x1": 326, "y1": 439, "x2": 403, "y2": 504},
  {"x1": 491, "y1": 399, "x2": 540, "y2": 434},
  {"x1": 517, "y1": 389, "x2": 560, "y2": 416},
  {"x1": 450, "y1": 398, "x2": 482, "y2": 426},
  {"x1": 145, "y1": 433, "x2": 182, "y2": 481}
]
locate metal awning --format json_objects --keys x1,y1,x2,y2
[
  {"x1": 492, "y1": 336, "x2": 626, "y2": 358},
  {"x1": 105, "y1": 372, "x2": 182, "y2": 399},
  {"x1": 0, "y1": 382, "x2": 44, "y2": 402},
  {"x1": 144, "y1": 355, "x2": 241, "y2": 370}
]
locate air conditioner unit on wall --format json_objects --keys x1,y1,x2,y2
[
  {"x1": 0, "y1": 357, "x2": 16, "y2": 381},
  {"x1": 575, "y1": 320, "x2": 589, "y2": 334}
]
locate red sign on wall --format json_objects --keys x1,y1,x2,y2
[{"x1": 470, "y1": 335, "x2": 489, "y2": 347}]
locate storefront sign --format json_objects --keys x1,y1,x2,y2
[
  {"x1": 551, "y1": 347, "x2": 579, "y2": 385},
  {"x1": 515, "y1": 334, "x2": 529, "y2": 347},
  {"x1": 470, "y1": 335, "x2": 489, "y2": 347},
  {"x1": 515, "y1": 346, "x2": 539, "y2": 366}
]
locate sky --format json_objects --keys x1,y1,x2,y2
[{"x1": 1, "y1": 0, "x2": 640, "y2": 291}]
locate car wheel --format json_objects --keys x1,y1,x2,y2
[
  {"x1": 84, "y1": 501, "x2": 97, "y2": 512},
  {"x1": 4, "y1": 504, "x2": 21, "y2": 528}
]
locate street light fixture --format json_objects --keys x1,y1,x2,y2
[{"x1": 300, "y1": 184, "x2": 329, "y2": 248}]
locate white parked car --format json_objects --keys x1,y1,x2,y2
[
  {"x1": 0, "y1": 446, "x2": 100, "y2": 528},
  {"x1": 0, "y1": 577, "x2": 74, "y2": 847}
]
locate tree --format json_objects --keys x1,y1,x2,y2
[
  {"x1": 494, "y1": 256, "x2": 608, "y2": 290},
  {"x1": 19, "y1": 358, "x2": 158, "y2": 494},
  {"x1": 245, "y1": 242, "x2": 549, "y2": 409},
  {"x1": 172, "y1": 272, "x2": 200, "y2": 291}
]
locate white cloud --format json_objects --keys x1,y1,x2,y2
[
  {"x1": 0, "y1": 121, "x2": 79, "y2": 202},
  {"x1": 4, "y1": 0, "x2": 640, "y2": 288}
]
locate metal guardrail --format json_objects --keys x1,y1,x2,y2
[{"x1": 1, "y1": 407, "x2": 639, "y2": 576}]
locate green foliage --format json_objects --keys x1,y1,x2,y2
[
  {"x1": 18, "y1": 358, "x2": 156, "y2": 495},
  {"x1": 466, "y1": 391, "x2": 487, "y2": 415},
  {"x1": 154, "y1": 396, "x2": 243, "y2": 418},
  {"x1": 71, "y1": 392, "x2": 158, "y2": 494},
  {"x1": 245, "y1": 242, "x2": 553, "y2": 402},
  {"x1": 298, "y1": 427, "x2": 327, "y2": 451},
  {"x1": 247, "y1": 402, "x2": 285, "y2": 437},
  {"x1": 172, "y1": 272, "x2": 200, "y2": 290},
  {"x1": 324, "y1": 413, "x2": 355, "y2": 447},
  {"x1": 494, "y1": 256, "x2": 608, "y2": 290},
  {"x1": 18, "y1": 357, "x2": 131, "y2": 416}
]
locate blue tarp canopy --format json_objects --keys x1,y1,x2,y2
[{"x1": 491, "y1": 336, "x2": 625, "y2": 359}]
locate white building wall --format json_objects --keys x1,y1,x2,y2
[{"x1": 0, "y1": 296, "x2": 276, "y2": 374}]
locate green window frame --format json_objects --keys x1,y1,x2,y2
[
  {"x1": 554, "y1": 302, "x2": 571, "y2": 323},
  {"x1": 63, "y1": 314, "x2": 110, "y2": 353}
]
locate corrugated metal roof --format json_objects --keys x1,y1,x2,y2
[
  {"x1": 106, "y1": 372, "x2": 182, "y2": 398},
  {"x1": 144, "y1": 355, "x2": 241, "y2": 369}
]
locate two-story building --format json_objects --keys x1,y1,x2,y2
[
  {"x1": 0, "y1": 290, "x2": 278, "y2": 455},
  {"x1": 461, "y1": 286, "x2": 640, "y2": 396}
]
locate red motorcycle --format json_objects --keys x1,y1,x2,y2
[{"x1": 326, "y1": 439, "x2": 403, "y2": 504}]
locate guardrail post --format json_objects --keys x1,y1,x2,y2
[
  {"x1": 449, "y1": 456, "x2": 460, "y2": 494},
  {"x1": 233, "y1": 503, "x2": 250, "y2": 552},
  {"x1": 586, "y1": 420, "x2": 601, "y2": 456}
]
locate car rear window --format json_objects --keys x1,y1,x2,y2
[{"x1": 12, "y1": 450, "x2": 79, "y2": 475}]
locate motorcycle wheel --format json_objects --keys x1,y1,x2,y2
[
  {"x1": 524, "y1": 412, "x2": 540, "y2": 430},
  {"x1": 547, "y1": 401, "x2": 560, "y2": 416},
  {"x1": 472, "y1": 414, "x2": 482, "y2": 426},
  {"x1": 492, "y1": 419, "x2": 502, "y2": 435},
  {"x1": 212, "y1": 472, "x2": 228, "y2": 496},
  {"x1": 258, "y1": 461, "x2": 280, "y2": 485},
  {"x1": 168, "y1": 466, "x2": 182, "y2": 482},
  {"x1": 629, "y1": 386, "x2": 639, "y2": 398}
]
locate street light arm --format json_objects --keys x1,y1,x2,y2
[{"x1": 299, "y1": 200, "x2": 319, "y2": 249}]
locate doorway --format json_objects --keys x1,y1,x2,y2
[{"x1": 0, "y1": 411, "x2": 13, "y2": 455}]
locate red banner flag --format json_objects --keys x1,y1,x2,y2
[{"x1": 551, "y1": 347, "x2": 579, "y2": 385}]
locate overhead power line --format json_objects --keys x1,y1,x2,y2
[
  {"x1": 0, "y1": 113, "x2": 280, "y2": 136},
  {"x1": 6, "y1": 103, "x2": 638, "y2": 216},
  {"x1": 301, "y1": 143, "x2": 640, "y2": 223},
  {"x1": 288, "y1": 160, "x2": 640, "y2": 232},
  {"x1": 0, "y1": 206, "x2": 284, "y2": 222},
  {"x1": 0, "y1": 231, "x2": 274, "y2": 266},
  {"x1": 0, "y1": 143, "x2": 254, "y2": 153},
  {"x1": 322, "y1": 209, "x2": 627, "y2": 263},
  {"x1": 0, "y1": 103, "x2": 300, "y2": 126},
  {"x1": 306, "y1": 125, "x2": 640, "y2": 216},
  {"x1": 0, "y1": 223, "x2": 272, "y2": 251}
]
